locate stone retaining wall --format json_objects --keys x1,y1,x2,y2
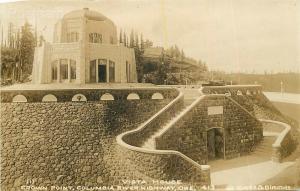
[
  {"x1": 117, "y1": 92, "x2": 211, "y2": 187},
  {"x1": 156, "y1": 95, "x2": 263, "y2": 162},
  {"x1": 0, "y1": 99, "x2": 171, "y2": 190}
]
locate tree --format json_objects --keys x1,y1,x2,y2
[
  {"x1": 140, "y1": 33, "x2": 144, "y2": 51},
  {"x1": 20, "y1": 22, "x2": 35, "y2": 80},
  {"x1": 134, "y1": 33, "x2": 139, "y2": 49},
  {"x1": 129, "y1": 30, "x2": 134, "y2": 48},
  {"x1": 119, "y1": 29, "x2": 123, "y2": 44},
  {"x1": 1, "y1": 47, "x2": 18, "y2": 81},
  {"x1": 123, "y1": 32, "x2": 127, "y2": 46},
  {"x1": 144, "y1": 39, "x2": 153, "y2": 49}
]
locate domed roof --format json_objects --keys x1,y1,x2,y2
[{"x1": 63, "y1": 8, "x2": 109, "y2": 21}]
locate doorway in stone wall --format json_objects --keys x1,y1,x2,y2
[{"x1": 207, "y1": 127, "x2": 224, "y2": 160}]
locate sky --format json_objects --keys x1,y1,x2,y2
[{"x1": 0, "y1": 0, "x2": 299, "y2": 73}]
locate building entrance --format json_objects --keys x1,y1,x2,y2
[
  {"x1": 98, "y1": 64, "x2": 107, "y2": 82},
  {"x1": 207, "y1": 128, "x2": 224, "y2": 160}
]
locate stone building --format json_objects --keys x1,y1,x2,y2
[{"x1": 32, "y1": 8, "x2": 137, "y2": 84}]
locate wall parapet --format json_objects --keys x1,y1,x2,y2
[
  {"x1": 260, "y1": 119, "x2": 295, "y2": 162},
  {"x1": 0, "y1": 87, "x2": 178, "y2": 103},
  {"x1": 116, "y1": 89, "x2": 211, "y2": 186},
  {"x1": 201, "y1": 85, "x2": 263, "y2": 95}
]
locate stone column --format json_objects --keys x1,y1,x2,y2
[{"x1": 201, "y1": 165, "x2": 211, "y2": 186}]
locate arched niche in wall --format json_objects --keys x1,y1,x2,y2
[
  {"x1": 151, "y1": 92, "x2": 164, "y2": 100},
  {"x1": 237, "y1": 90, "x2": 243, "y2": 96},
  {"x1": 42, "y1": 94, "x2": 58, "y2": 102},
  {"x1": 100, "y1": 93, "x2": 114, "y2": 101},
  {"x1": 225, "y1": 91, "x2": 231, "y2": 96},
  {"x1": 246, "y1": 90, "x2": 251, "y2": 96},
  {"x1": 127, "y1": 93, "x2": 140, "y2": 100},
  {"x1": 12, "y1": 95, "x2": 28, "y2": 103},
  {"x1": 72, "y1": 94, "x2": 87, "y2": 102}
]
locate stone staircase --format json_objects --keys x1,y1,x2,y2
[
  {"x1": 252, "y1": 136, "x2": 276, "y2": 158},
  {"x1": 141, "y1": 106, "x2": 186, "y2": 149},
  {"x1": 141, "y1": 89, "x2": 200, "y2": 149}
]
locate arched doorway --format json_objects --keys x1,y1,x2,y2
[{"x1": 207, "y1": 127, "x2": 224, "y2": 160}]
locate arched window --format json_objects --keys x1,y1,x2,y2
[
  {"x1": 151, "y1": 93, "x2": 164, "y2": 100},
  {"x1": 12, "y1": 95, "x2": 27, "y2": 103},
  {"x1": 52, "y1": 60, "x2": 58, "y2": 81},
  {"x1": 100, "y1": 93, "x2": 114, "y2": 101},
  {"x1": 225, "y1": 92, "x2": 231, "y2": 96},
  {"x1": 246, "y1": 90, "x2": 251, "y2": 95},
  {"x1": 42, "y1": 94, "x2": 57, "y2": 102},
  {"x1": 72, "y1": 94, "x2": 87, "y2": 102},
  {"x1": 127, "y1": 93, "x2": 140, "y2": 100}
]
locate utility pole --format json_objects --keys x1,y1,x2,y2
[{"x1": 280, "y1": 81, "x2": 284, "y2": 96}]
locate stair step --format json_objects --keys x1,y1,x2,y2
[{"x1": 141, "y1": 97, "x2": 197, "y2": 149}]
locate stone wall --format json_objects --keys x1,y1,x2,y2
[
  {"x1": 116, "y1": 145, "x2": 211, "y2": 187},
  {"x1": 1, "y1": 88, "x2": 178, "y2": 102},
  {"x1": 156, "y1": 95, "x2": 263, "y2": 163},
  {"x1": 117, "y1": 92, "x2": 211, "y2": 187},
  {"x1": 1, "y1": 99, "x2": 170, "y2": 190},
  {"x1": 261, "y1": 120, "x2": 296, "y2": 162}
]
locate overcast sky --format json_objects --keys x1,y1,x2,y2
[{"x1": 0, "y1": 0, "x2": 299, "y2": 73}]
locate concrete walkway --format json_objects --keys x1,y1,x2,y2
[
  {"x1": 209, "y1": 132, "x2": 296, "y2": 188},
  {"x1": 211, "y1": 160, "x2": 294, "y2": 187}
]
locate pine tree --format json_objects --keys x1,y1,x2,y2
[
  {"x1": 1, "y1": 25, "x2": 3, "y2": 48},
  {"x1": 123, "y1": 32, "x2": 127, "y2": 47},
  {"x1": 119, "y1": 29, "x2": 123, "y2": 44},
  {"x1": 20, "y1": 21, "x2": 35, "y2": 81},
  {"x1": 134, "y1": 32, "x2": 139, "y2": 49},
  {"x1": 140, "y1": 33, "x2": 144, "y2": 52},
  {"x1": 129, "y1": 29, "x2": 134, "y2": 48}
]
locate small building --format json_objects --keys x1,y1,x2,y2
[{"x1": 32, "y1": 8, "x2": 137, "y2": 84}]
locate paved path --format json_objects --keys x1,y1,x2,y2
[
  {"x1": 211, "y1": 160, "x2": 294, "y2": 187},
  {"x1": 209, "y1": 133, "x2": 296, "y2": 188},
  {"x1": 264, "y1": 92, "x2": 300, "y2": 104}
]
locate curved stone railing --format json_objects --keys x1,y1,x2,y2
[
  {"x1": 116, "y1": 89, "x2": 211, "y2": 186},
  {"x1": 260, "y1": 119, "x2": 294, "y2": 162}
]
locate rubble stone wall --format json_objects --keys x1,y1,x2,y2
[
  {"x1": 156, "y1": 95, "x2": 263, "y2": 163},
  {"x1": 1, "y1": 99, "x2": 170, "y2": 190}
]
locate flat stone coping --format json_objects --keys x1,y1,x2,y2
[
  {"x1": 0, "y1": 83, "x2": 164, "y2": 91},
  {"x1": 259, "y1": 119, "x2": 291, "y2": 148},
  {"x1": 263, "y1": 131, "x2": 281, "y2": 137}
]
